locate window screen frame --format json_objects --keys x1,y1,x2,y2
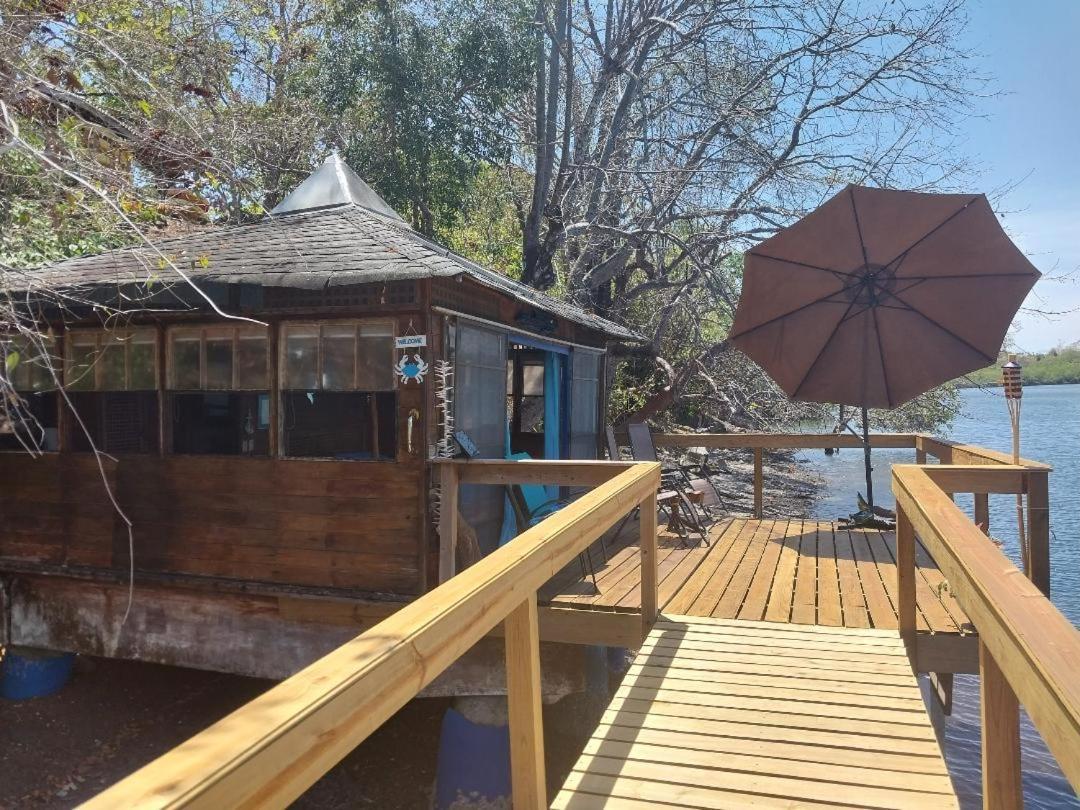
[
  {"x1": 279, "y1": 319, "x2": 396, "y2": 392},
  {"x1": 65, "y1": 328, "x2": 159, "y2": 392},
  {"x1": 166, "y1": 325, "x2": 269, "y2": 391}
]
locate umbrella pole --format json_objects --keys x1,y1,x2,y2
[{"x1": 862, "y1": 405, "x2": 874, "y2": 511}]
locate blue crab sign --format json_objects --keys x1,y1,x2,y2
[
  {"x1": 394, "y1": 336, "x2": 429, "y2": 384},
  {"x1": 395, "y1": 353, "x2": 428, "y2": 384}
]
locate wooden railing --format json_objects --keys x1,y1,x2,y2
[
  {"x1": 893, "y1": 464, "x2": 1080, "y2": 808},
  {"x1": 80, "y1": 460, "x2": 660, "y2": 810},
  {"x1": 650, "y1": 431, "x2": 1052, "y2": 594}
]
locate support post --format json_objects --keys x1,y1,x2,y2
[
  {"x1": 438, "y1": 464, "x2": 459, "y2": 584},
  {"x1": 640, "y1": 491, "x2": 658, "y2": 640},
  {"x1": 980, "y1": 640, "x2": 1022, "y2": 810},
  {"x1": 504, "y1": 595, "x2": 546, "y2": 810},
  {"x1": 896, "y1": 507, "x2": 917, "y2": 662},
  {"x1": 1026, "y1": 471, "x2": 1050, "y2": 596},
  {"x1": 752, "y1": 448, "x2": 764, "y2": 519},
  {"x1": 974, "y1": 493, "x2": 990, "y2": 535}
]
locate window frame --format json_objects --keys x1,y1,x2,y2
[
  {"x1": 64, "y1": 328, "x2": 158, "y2": 392},
  {"x1": 279, "y1": 319, "x2": 397, "y2": 392},
  {"x1": 167, "y1": 325, "x2": 270, "y2": 391}
]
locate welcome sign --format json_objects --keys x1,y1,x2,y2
[{"x1": 395, "y1": 335, "x2": 427, "y2": 349}]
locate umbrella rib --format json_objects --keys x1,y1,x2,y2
[
  {"x1": 728, "y1": 287, "x2": 851, "y2": 340},
  {"x1": 877, "y1": 287, "x2": 997, "y2": 365},
  {"x1": 750, "y1": 252, "x2": 857, "y2": 279},
  {"x1": 849, "y1": 187, "x2": 871, "y2": 267},
  {"x1": 870, "y1": 305, "x2": 894, "y2": 409},
  {"x1": 882, "y1": 195, "x2": 981, "y2": 270},
  {"x1": 887, "y1": 272, "x2": 1037, "y2": 281},
  {"x1": 790, "y1": 295, "x2": 862, "y2": 401}
]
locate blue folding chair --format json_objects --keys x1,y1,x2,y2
[{"x1": 504, "y1": 452, "x2": 598, "y2": 588}]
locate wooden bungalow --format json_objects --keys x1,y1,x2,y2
[{"x1": 0, "y1": 155, "x2": 639, "y2": 680}]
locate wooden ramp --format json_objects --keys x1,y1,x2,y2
[{"x1": 553, "y1": 615, "x2": 959, "y2": 810}]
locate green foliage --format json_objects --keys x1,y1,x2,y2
[
  {"x1": 961, "y1": 348, "x2": 1080, "y2": 387},
  {"x1": 321, "y1": 0, "x2": 533, "y2": 237},
  {"x1": 445, "y1": 164, "x2": 526, "y2": 276},
  {"x1": 0, "y1": 151, "x2": 137, "y2": 266}
]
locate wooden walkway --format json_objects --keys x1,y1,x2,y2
[
  {"x1": 553, "y1": 615, "x2": 959, "y2": 809},
  {"x1": 541, "y1": 518, "x2": 973, "y2": 636}
]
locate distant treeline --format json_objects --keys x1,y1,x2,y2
[{"x1": 960, "y1": 346, "x2": 1080, "y2": 387}]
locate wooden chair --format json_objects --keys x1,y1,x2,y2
[{"x1": 624, "y1": 423, "x2": 713, "y2": 547}]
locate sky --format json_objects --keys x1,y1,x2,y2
[{"x1": 957, "y1": 0, "x2": 1080, "y2": 351}]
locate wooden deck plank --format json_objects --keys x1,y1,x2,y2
[
  {"x1": 545, "y1": 520, "x2": 972, "y2": 644},
  {"x1": 711, "y1": 519, "x2": 773, "y2": 619},
  {"x1": 555, "y1": 616, "x2": 959, "y2": 810},
  {"x1": 835, "y1": 528, "x2": 872, "y2": 628},
  {"x1": 790, "y1": 521, "x2": 818, "y2": 624},
  {"x1": 866, "y1": 528, "x2": 933, "y2": 632},
  {"x1": 737, "y1": 520, "x2": 790, "y2": 621},
  {"x1": 762, "y1": 520, "x2": 801, "y2": 622},
  {"x1": 849, "y1": 528, "x2": 900, "y2": 630},
  {"x1": 662, "y1": 520, "x2": 742, "y2": 615},
  {"x1": 815, "y1": 524, "x2": 844, "y2": 627}
]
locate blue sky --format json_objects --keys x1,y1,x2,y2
[{"x1": 959, "y1": 0, "x2": 1080, "y2": 350}]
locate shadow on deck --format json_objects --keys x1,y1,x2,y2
[{"x1": 539, "y1": 516, "x2": 978, "y2": 673}]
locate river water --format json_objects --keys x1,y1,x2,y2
[{"x1": 798, "y1": 384, "x2": 1079, "y2": 808}]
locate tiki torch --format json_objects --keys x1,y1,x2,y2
[{"x1": 1002, "y1": 356, "x2": 1028, "y2": 570}]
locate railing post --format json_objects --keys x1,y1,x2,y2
[
  {"x1": 640, "y1": 490, "x2": 658, "y2": 640},
  {"x1": 1026, "y1": 471, "x2": 1050, "y2": 596},
  {"x1": 975, "y1": 493, "x2": 990, "y2": 535},
  {"x1": 753, "y1": 447, "x2": 764, "y2": 519},
  {"x1": 504, "y1": 594, "x2": 546, "y2": 810},
  {"x1": 438, "y1": 464, "x2": 459, "y2": 584},
  {"x1": 980, "y1": 640, "x2": 1022, "y2": 810},
  {"x1": 896, "y1": 506, "x2": 917, "y2": 662}
]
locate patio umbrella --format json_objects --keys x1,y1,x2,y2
[{"x1": 729, "y1": 184, "x2": 1039, "y2": 510}]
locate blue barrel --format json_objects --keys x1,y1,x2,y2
[
  {"x1": 0, "y1": 647, "x2": 75, "y2": 700},
  {"x1": 434, "y1": 706, "x2": 511, "y2": 809}
]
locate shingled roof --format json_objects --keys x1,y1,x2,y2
[{"x1": 20, "y1": 160, "x2": 640, "y2": 342}]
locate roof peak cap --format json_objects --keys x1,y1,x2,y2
[{"x1": 270, "y1": 152, "x2": 405, "y2": 222}]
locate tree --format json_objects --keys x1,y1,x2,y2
[
  {"x1": 511, "y1": 0, "x2": 976, "y2": 428},
  {"x1": 321, "y1": 0, "x2": 535, "y2": 237}
]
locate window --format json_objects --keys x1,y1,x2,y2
[
  {"x1": 281, "y1": 321, "x2": 396, "y2": 459},
  {"x1": 63, "y1": 330, "x2": 159, "y2": 454},
  {"x1": 168, "y1": 326, "x2": 269, "y2": 456},
  {"x1": 1, "y1": 335, "x2": 59, "y2": 451}
]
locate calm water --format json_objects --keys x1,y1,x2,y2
[{"x1": 799, "y1": 384, "x2": 1080, "y2": 809}]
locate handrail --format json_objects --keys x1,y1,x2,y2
[
  {"x1": 81, "y1": 460, "x2": 662, "y2": 810},
  {"x1": 893, "y1": 464, "x2": 1080, "y2": 806},
  {"x1": 646, "y1": 430, "x2": 1052, "y2": 594}
]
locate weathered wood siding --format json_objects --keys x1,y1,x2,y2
[{"x1": 0, "y1": 454, "x2": 422, "y2": 595}]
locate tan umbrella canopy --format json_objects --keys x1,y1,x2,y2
[{"x1": 730, "y1": 184, "x2": 1039, "y2": 509}]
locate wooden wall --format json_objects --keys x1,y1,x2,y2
[{"x1": 0, "y1": 454, "x2": 422, "y2": 595}]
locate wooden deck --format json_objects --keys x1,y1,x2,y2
[
  {"x1": 542, "y1": 517, "x2": 973, "y2": 634},
  {"x1": 553, "y1": 615, "x2": 959, "y2": 809}
]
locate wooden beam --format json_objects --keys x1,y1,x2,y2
[
  {"x1": 752, "y1": 448, "x2": 764, "y2": 519},
  {"x1": 436, "y1": 459, "x2": 636, "y2": 487},
  {"x1": 913, "y1": 434, "x2": 1050, "y2": 471},
  {"x1": 974, "y1": 494, "x2": 990, "y2": 535},
  {"x1": 650, "y1": 432, "x2": 917, "y2": 450},
  {"x1": 916, "y1": 634, "x2": 980, "y2": 675},
  {"x1": 920, "y1": 465, "x2": 1026, "y2": 495},
  {"x1": 896, "y1": 507, "x2": 917, "y2": 663},
  {"x1": 640, "y1": 491, "x2": 658, "y2": 641},
  {"x1": 438, "y1": 463, "x2": 459, "y2": 584},
  {"x1": 893, "y1": 464, "x2": 1080, "y2": 792},
  {"x1": 980, "y1": 640, "x2": 1022, "y2": 810},
  {"x1": 81, "y1": 462, "x2": 660, "y2": 809},
  {"x1": 1026, "y1": 471, "x2": 1050, "y2": 596},
  {"x1": 504, "y1": 595, "x2": 546, "y2": 810}
]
